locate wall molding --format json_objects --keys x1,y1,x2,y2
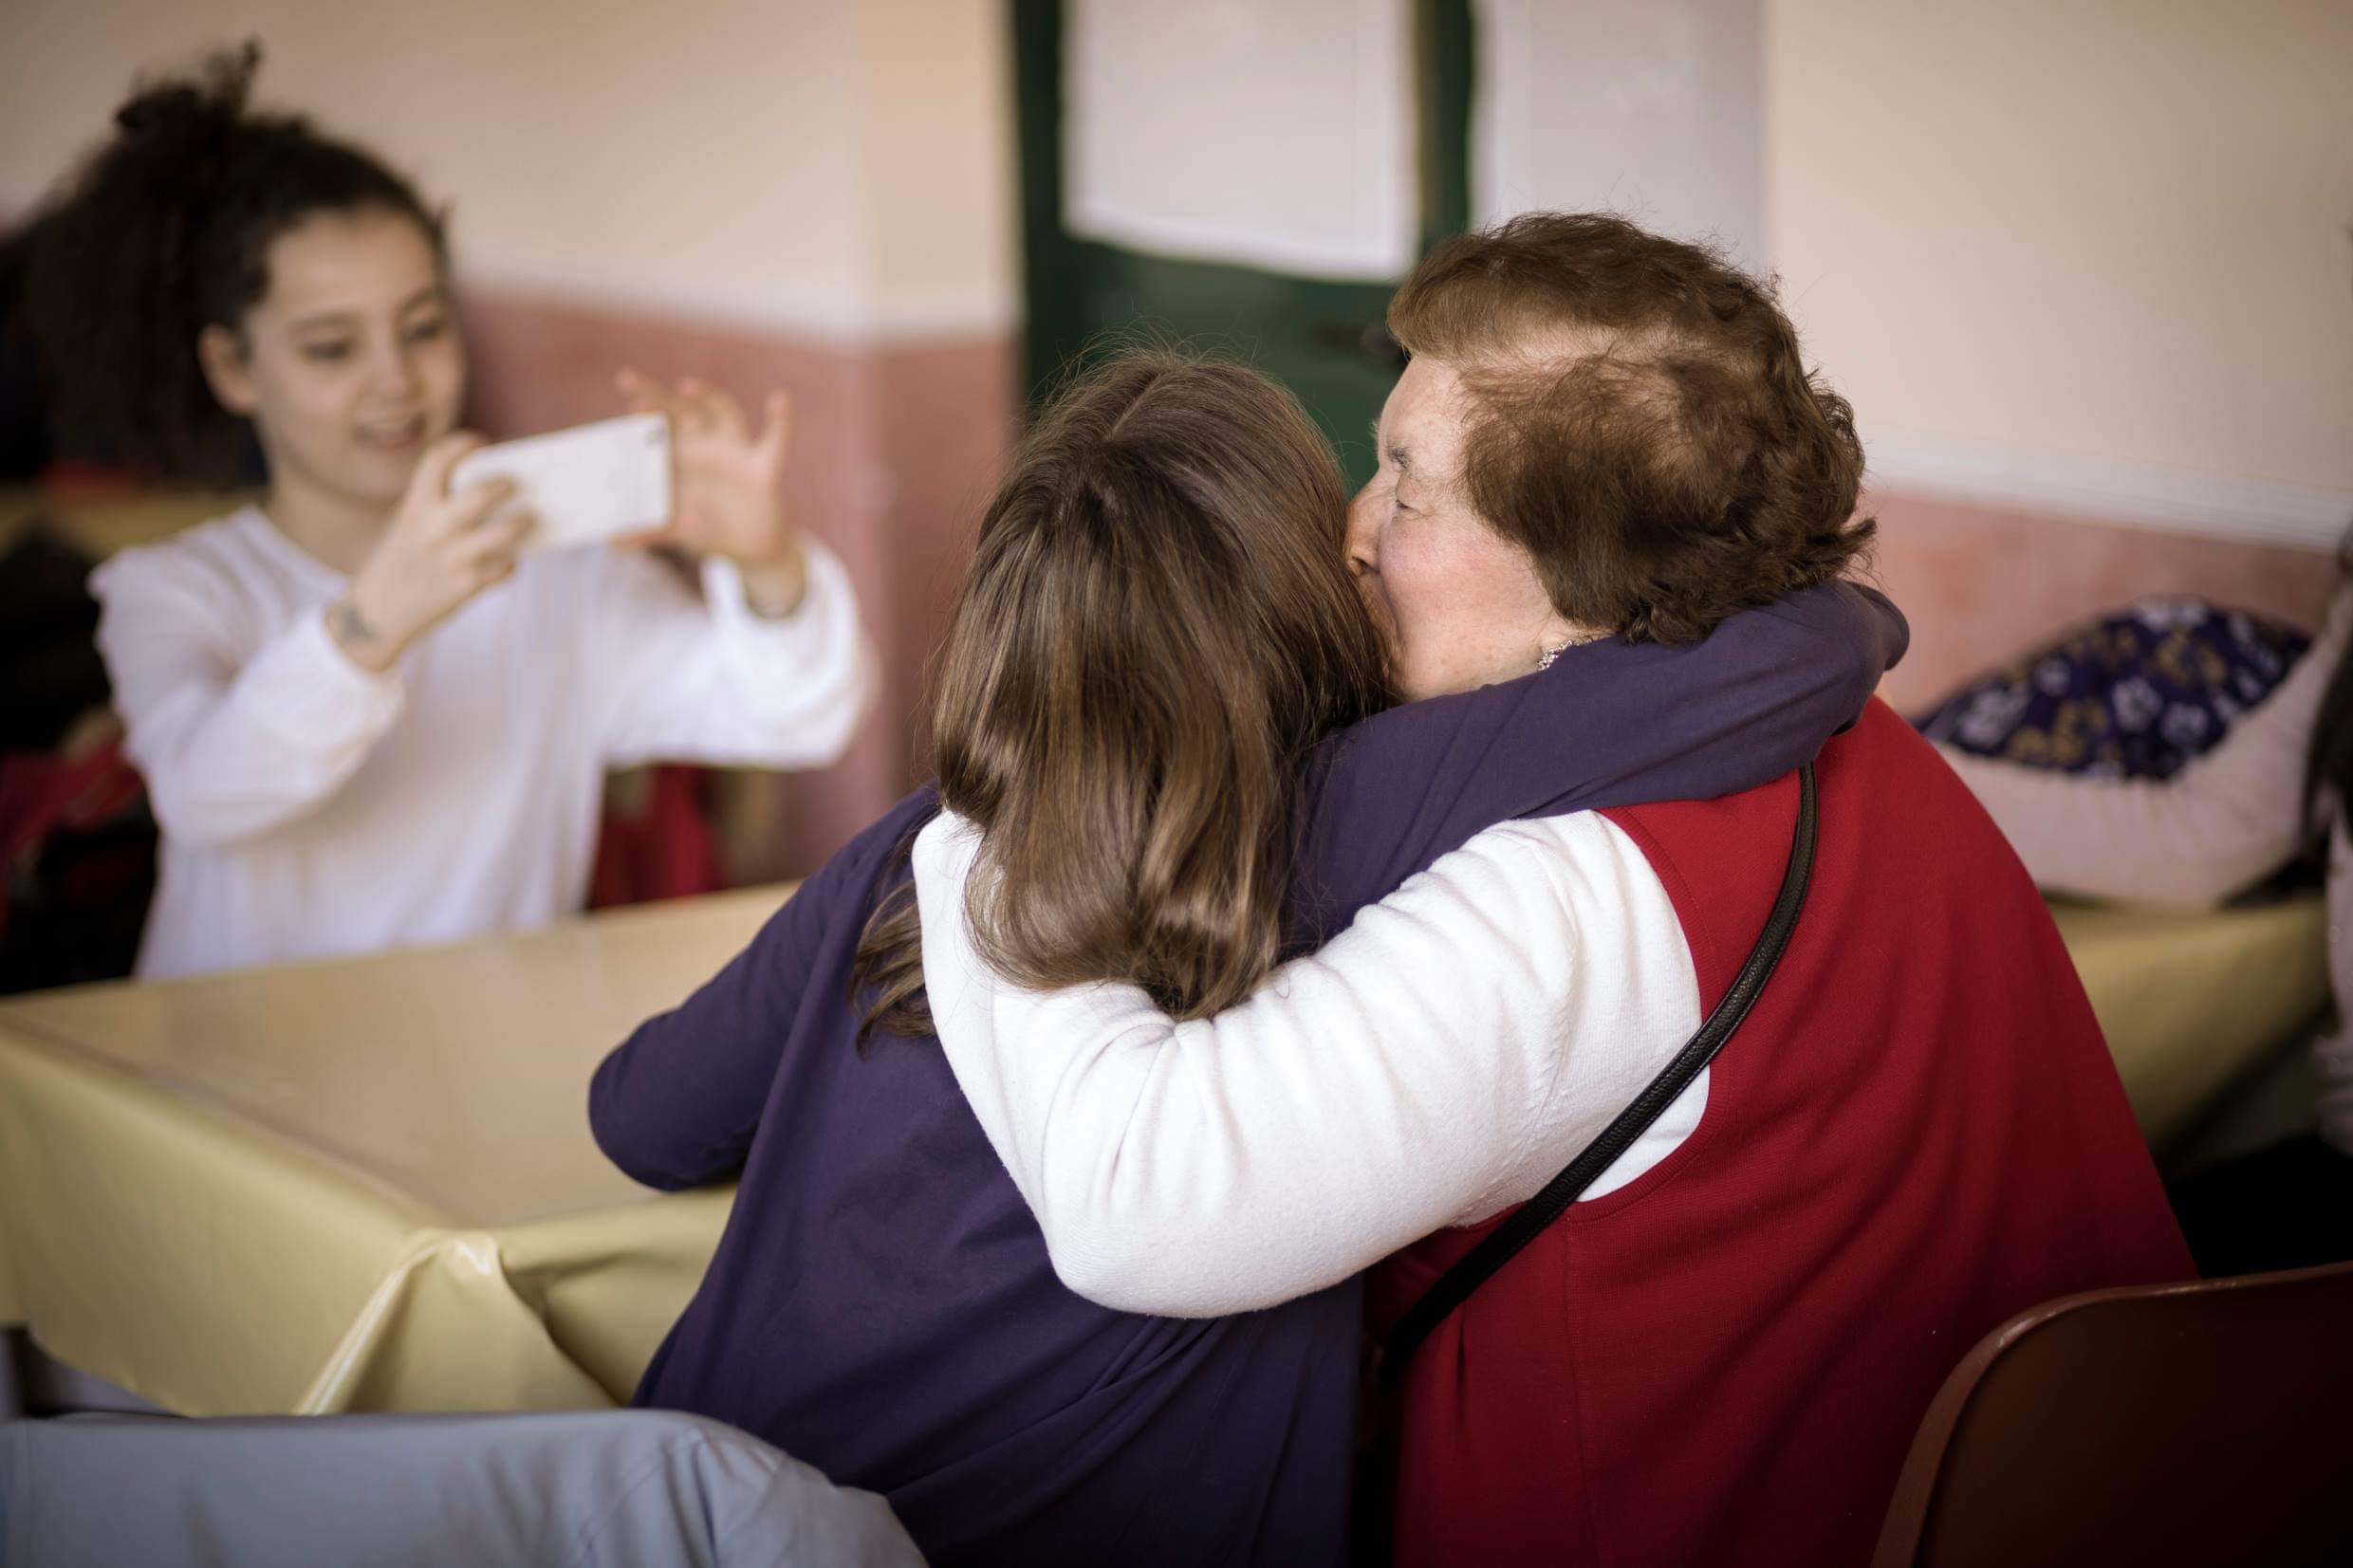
[
  {"x1": 1865, "y1": 434, "x2": 2353, "y2": 553},
  {"x1": 459, "y1": 265, "x2": 1021, "y2": 348},
  {"x1": 2, "y1": 186, "x2": 1021, "y2": 348}
]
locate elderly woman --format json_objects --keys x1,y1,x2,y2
[{"x1": 916, "y1": 215, "x2": 2193, "y2": 1566}]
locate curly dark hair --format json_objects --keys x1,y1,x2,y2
[
  {"x1": 1388, "y1": 212, "x2": 1875, "y2": 645},
  {"x1": 15, "y1": 42, "x2": 447, "y2": 484}
]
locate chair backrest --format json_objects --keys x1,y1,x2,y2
[{"x1": 1873, "y1": 1260, "x2": 2353, "y2": 1568}]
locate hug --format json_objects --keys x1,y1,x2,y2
[
  {"x1": 7, "y1": 36, "x2": 2294, "y2": 1568},
  {"x1": 589, "y1": 219, "x2": 2185, "y2": 1563}
]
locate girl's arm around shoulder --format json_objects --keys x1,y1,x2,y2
[
  {"x1": 1296, "y1": 581, "x2": 1905, "y2": 921},
  {"x1": 1524, "y1": 578, "x2": 1910, "y2": 807},
  {"x1": 589, "y1": 790, "x2": 935, "y2": 1189},
  {"x1": 913, "y1": 803, "x2": 1695, "y2": 1317}
]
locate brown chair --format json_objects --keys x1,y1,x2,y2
[{"x1": 1874, "y1": 1261, "x2": 2353, "y2": 1568}]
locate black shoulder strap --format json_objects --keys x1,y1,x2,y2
[{"x1": 1375, "y1": 762, "x2": 1819, "y2": 1387}]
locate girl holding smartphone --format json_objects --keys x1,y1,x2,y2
[{"x1": 21, "y1": 48, "x2": 874, "y2": 977}]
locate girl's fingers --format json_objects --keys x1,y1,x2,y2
[
  {"x1": 409, "y1": 431, "x2": 486, "y2": 505},
  {"x1": 674, "y1": 378, "x2": 747, "y2": 443},
  {"x1": 756, "y1": 391, "x2": 791, "y2": 464},
  {"x1": 471, "y1": 551, "x2": 521, "y2": 592},
  {"x1": 446, "y1": 477, "x2": 520, "y2": 532},
  {"x1": 618, "y1": 372, "x2": 752, "y2": 446},
  {"x1": 618, "y1": 369, "x2": 680, "y2": 420},
  {"x1": 665, "y1": 378, "x2": 704, "y2": 435},
  {"x1": 441, "y1": 507, "x2": 526, "y2": 594},
  {"x1": 447, "y1": 507, "x2": 534, "y2": 563},
  {"x1": 692, "y1": 380, "x2": 749, "y2": 443}
]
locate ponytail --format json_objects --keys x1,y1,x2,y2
[{"x1": 15, "y1": 43, "x2": 445, "y2": 483}]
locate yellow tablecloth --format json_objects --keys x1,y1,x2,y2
[
  {"x1": 2049, "y1": 894, "x2": 2329, "y2": 1148},
  {"x1": 0, "y1": 885, "x2": 2328, "y2": 1418},
  {"x1": 0, "y1": 887, "x2": 783, "y2": 1417}
]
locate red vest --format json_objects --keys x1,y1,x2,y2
[{"x1": 1367, "y1": 701, "x2": 2193, "y2": 1566}]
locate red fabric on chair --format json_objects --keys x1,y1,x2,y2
[
  {"x1": 0, "y1": 736, "x2": 146, "y2": 942},
  {"x1": 588, "y1": 765, "x2": 727, "y2": 910}
]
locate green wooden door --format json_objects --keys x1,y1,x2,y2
[{"x1": 1011, "y1": 0, "x2": 1473, "y2": 489}]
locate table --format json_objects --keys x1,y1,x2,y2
[
  {"x1": 0, "y1": 885, "x2": 2327, "y2": 1418},
  {"x1": 2048, "y1": 894, "x2": 2329, "y2": 1149},
  {"x1": 0, "y1": 887, "x2": 783, "y2": 1417}
]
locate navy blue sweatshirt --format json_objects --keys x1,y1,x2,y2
[{"x1": 592, "y1": 583, "x2": 1907, "y2": 1566}]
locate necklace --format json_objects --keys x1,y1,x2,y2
[{"x1": 1537, "y1": 626, "x2": 1610, "y2": 672}]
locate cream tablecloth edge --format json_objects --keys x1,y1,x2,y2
[
  {"x1": 0, "y1": 891, "x2": 2328, "y2": 1417},
  {"x1": 0, "y1": 1023, "x2": 729, "y2": 1414},
  {"x1": 2050, "y1": 895, "x2": 2330, "y2": 1149}
]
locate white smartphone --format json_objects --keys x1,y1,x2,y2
[{"x1": 450, "y1": 413, "x2": 673, "y2": 554}]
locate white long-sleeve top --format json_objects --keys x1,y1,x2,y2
[
  {"x1": 92, "y1": 506, "x2": 875, "y2": 978},
  {"x1": 911, "y1": 805, "x2": 1703, "y2": 1318}
]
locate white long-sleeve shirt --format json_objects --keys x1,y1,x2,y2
[
  {"x1": 911, "y1": 806, "x2": 1702, "y2": 1318},
  {"x1": 92, "y1": 506, "x2": 875, "y2": 978}
]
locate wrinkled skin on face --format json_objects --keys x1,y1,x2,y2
[{"x1": 1348, "y1": 355, "x2": 1581, "y2": 700}]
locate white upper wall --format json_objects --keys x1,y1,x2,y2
[
  {"x1": 1477, "y1": 0, "x2": 1765, "y2": 272},
  {"x1": 0, "y1": 0, "x2": 1016, "y2": 340},
  {"x1": 1768, "y1": 0, "x2": 2353, "y2": 519},
  {"x1": 853, "y1": 0, "x2": 1024, "y2": 333},
  {"x1": 15, "y1": 0, "x2": 2344, "y2": 512},
  {"x1": 1062, "y1": 0, "x2": 1417, "y2": 281}
]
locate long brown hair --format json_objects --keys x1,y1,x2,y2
[{"x1": 851, "y1": 351, "x2": 1390, "y2": 1047}]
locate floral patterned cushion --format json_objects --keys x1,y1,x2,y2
[{"x1": 1914, "y1": 597, "x2": 2311, "y2": 779}]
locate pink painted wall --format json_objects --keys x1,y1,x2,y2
[
  {"x1": 1864, "y1": 492, "x2": 2342, "y2": 712},
  {"x1": 459, "y1": 286, "x2": 1015, "y2": 880},
  {"x1": 459, "y1": 286, "x2": 2347, "y2": 878}
]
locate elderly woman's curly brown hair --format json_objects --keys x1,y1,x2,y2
[{"x1": 1387, "y1": 212, "x2": 1875, "y2": 645}]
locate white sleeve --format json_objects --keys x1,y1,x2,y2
[
  {"x1": 593, "y1": 539, "x2": 876, "y2": 769},
  {"x1": 90, "y1": 550, "x2": 406, "y2": 850},
  {"x1": 1938, "y1": 588, "x2": 2350, "y2": 910},
  {"x1": 912, "y1": 808, "x2": 1697, "y2": 1318}
]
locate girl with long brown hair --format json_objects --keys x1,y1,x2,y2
[{"x1": 591, "y1": 346, "x2": 1899, "y2": 1563}]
